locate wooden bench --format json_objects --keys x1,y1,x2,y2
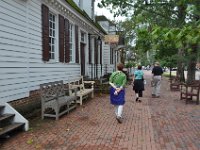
[
  {"x1": 40, "y1": 80, "x2": 77, "y2": 120},
  {"x1": 169, "y1": 76, "x2": 181, "y2": 91},
  {"x1": 69, "y1": 76, "x2": 95, "y2": 105},
  {"x1": 180, "y1": 80, "x2": 200, "y2": 105}
]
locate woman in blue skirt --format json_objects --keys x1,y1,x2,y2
[{"x1": 109, "y1": 63, "x2": 127, "y2": 123}]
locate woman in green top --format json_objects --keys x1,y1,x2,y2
[{"x1": 109, "y1": 63, "x2": 127, "y2": 123}]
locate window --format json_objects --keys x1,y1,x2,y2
[
  {"x1": 81, "y1": 32, "x2": 85, "y2": 43},
  {"x1": 69, "y1": 23, "x2": 75, "y2": 62},
  {"x1": 49, "y1": 12, "x2": 57, "y2": 60}
]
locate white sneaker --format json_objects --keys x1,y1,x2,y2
[{"x1": 116, "y1": 116, "x2": 122, "y2": 123}]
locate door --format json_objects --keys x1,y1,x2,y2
[{"x1": 80, "y1": 43, "x2": 85, "y2": 76}]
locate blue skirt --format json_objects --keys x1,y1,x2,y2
[{"x1": 110, "y1": 87, "x2": 125, "y2": 105}]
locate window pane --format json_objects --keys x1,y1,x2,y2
[
  {"x1": 52, "y1": 53, "x2": 54, "y2": 59},
  {"x1": 52, "y1": 45, "x2": 54, "y2": 52},
  {"x1": 81, "y1": 32, "x2": 84, "y2": 42},
  {"x1": 50, "y1": 29, "x2": 52, "y2": 36},
  {"x1": 49, "y1": 12, "x2": 56, "y2": 60}
]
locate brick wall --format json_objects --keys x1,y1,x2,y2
[{"x1": 9, "y1": 89, "x2": 41, "y2": 119}]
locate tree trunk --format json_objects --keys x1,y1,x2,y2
[
  {"x1": 176, "y1": 49, "x2": 185, "y2": 82},
  {"x1": 176, "y1": 4, "x2": 186, "y2": 82},
  {"x1": 187, "y1": 45, "x2": 197, "y2": 83}
]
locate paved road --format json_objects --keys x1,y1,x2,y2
[{"x1": 1, "y1": 71, "x2": 199, "y2": 150}]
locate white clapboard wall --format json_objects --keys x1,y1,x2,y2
[{"x1": 0, "y1": 0, "x2": 80, "y2": 103}]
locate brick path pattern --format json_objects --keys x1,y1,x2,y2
[{"x1": 0, "y1": 71, "x2": 200, "y2": 150}]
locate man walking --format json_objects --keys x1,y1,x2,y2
[{"x1": 151, "y1": 62, "x2": 163, "y2": 98}]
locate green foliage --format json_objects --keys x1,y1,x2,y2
[
  {"x1": 125, "y1": 61, "x2": 136, "y2": 68},
  {"x1": 98, "y1": 0, "x2": 200, "y2": 81},
  {"x1": 99, "y1": 0, "x2": 200, "y2": 49}
]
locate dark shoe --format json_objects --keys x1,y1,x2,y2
[
  {"x1": 138, "y1": 99, "x2": 142, "y2": 102},
  {"x1": 116, "y1": 116, "x2": 122, "y2": 124},
  {"x1": 155, "y1": 96, "x2": 160, "y2": 98},
  {"x1": 136, "y1": 97, "x2": 139, "y2": 102}
]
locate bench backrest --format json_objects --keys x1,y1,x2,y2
[
  {"x1": 40, "y1": 80, "x2": 64, "y2": 103},
  {"x1": 69, "y1": 76, "x2": 85, "y2": 90}
]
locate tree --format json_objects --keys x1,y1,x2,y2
[{"x1": 98, "y1": 0, "x2": 200, "y2": 82}]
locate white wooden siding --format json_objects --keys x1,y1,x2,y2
[
  {"x1": 0, "y1": 0, "x2": 81, "y2": 103},
  {"x1": 103, "y1": 44, "x2": 110, "y2": 64}
]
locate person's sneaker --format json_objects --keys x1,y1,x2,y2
[
  {"x1": 116, "y1": 116, "x2": 122, "y2": 124},
  {"x1": 135, "y1": 97, "x2": 139, "y2": 102},
  {"x1": 138, "y1": 99, "x2": 142, "y2": 102}
]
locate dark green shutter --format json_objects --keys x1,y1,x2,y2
[
  {"x1": 59, "y1": 15, "x2": 64, "y2": 62},
  {"x1": 94, "y1": 38, "x2": 98, "y2": 64},
  {"x1": 88, "y1": 34, "x2": 91, "y2": 64},
  {"x1": 64, "y1": 18, "x2": 70, "y2": 63},
  {"x1": 75, "y1": 25, "x2": 79, "y2": 63},
  {"x1": 42, "y1": 4, "x2": 49, "y2": 61}
]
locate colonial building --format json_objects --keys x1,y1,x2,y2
[{"x1": 0, "y1": 0, "x2": 107, "y2": 133}]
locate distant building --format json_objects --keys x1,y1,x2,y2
[{"x1": 96, "y1": 15, "x2": 126, "y2": 71}]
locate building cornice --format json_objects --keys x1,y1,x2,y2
[{"x1": 43, "y1": 0, "x2": 105, "y2": 36}]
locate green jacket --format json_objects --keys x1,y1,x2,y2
[{"x1": 109, "y1": 71, "x2": 127, "y2": 88}]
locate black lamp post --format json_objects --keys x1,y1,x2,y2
[{"x1": 97, "y1": 36, "x2": 102, "y2": 45}]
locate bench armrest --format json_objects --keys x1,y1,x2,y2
[{"x1": 83, "y1": 81, "x2": 95, "y2": 84}]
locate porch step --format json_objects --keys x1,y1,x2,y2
[
  {"x1": 0, "y1": 104, "x2": 26, "y2": 138},
  {"x1": 0, "y1": 114, "x2": 15, "y2": 122},
  {"x1": 0, "y1": 123, "x2": 25, "y2": 137}
]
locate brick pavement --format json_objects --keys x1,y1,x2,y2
[{"x1": 0, "y1": 71, "x2": 199, "y2": 150}]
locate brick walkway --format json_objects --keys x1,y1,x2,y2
[{"x1": 1, "y1": 71, "x2": 200, "y2": 150}]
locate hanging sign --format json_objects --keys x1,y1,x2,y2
[{"x1": 104, "y1": 35, "x2": 119, "y2": 43}]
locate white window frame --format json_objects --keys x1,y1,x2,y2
[
  {"x1": 49, "y1": 11, "x2": 58, "y2": 62},
  {"x1": 81, "y1": 32, "x2": 86, "y2": 43},
  {"x1": 69, "y1": 23, "x2": 75, "y2": 63}
]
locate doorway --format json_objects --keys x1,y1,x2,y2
[{"x1": 80, "y1": 43, "x2": 85, "y2": 76}]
